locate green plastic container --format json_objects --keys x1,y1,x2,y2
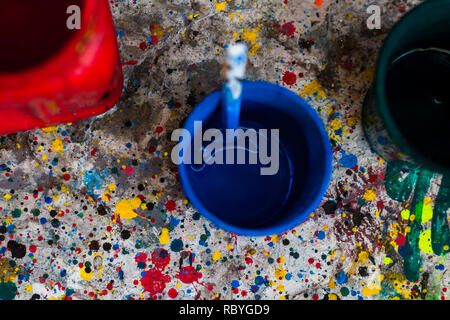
[{"x1": 363, "y1": 0, "x2": 450, "y2": 176}]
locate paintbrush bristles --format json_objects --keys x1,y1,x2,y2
[
  {"x1": 225, "y1": 43, "x2": 248, "y2": 81},
  {"x1": 221, "y1": 43, "x2": 248, "y2": 129}
]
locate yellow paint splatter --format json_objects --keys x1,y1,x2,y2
[
  {"x1": 383, "y1": 257, "x2": 393, "y2": 265},
  {"x1": 421, "y1": 203, "x2": 433, "y2": 224},
  {"x1": 361, "y1": 67, "x2": 375, "y2": 82},
  {"x1": 330, "y1": 119, "x2": 342, "y2": 131},
  {"x1": 362, "y1": 285, "x2": 380, "y2": 296},
  {"x1": 300, "y1": 80, "x2": 326, "y2": 100},
  {"x1": 159, "y1": 228, "x2": 170, "y2": 245},
  {"x1": 346, "y1": 117, "x2": 357, "y2": 127},
  {"x1": 242, "y1": 26, "x2": 259, "y2": 41},
  {"x1": 328, "y1": 278, "x2": 336, "y2": 289},
  {"x1": 80, "y1": 267, "x2": 94, "y2": 281},
  {"x1": 363, "y1": 189, "x2": 377, "y2": 201},
  {"x1": 384, "y1": 272, "x2": 411, "y2": 299},
  {"x1": 419, "y1": 229, "x2": 434, "y2": 254},
  {"x1": 275, "y1": 266, "x2": 287, "y2": 280},
  {"x1": 115, "y1": 198, "x2": 141, "y2": 220},
  {"x1": 241, "y1": 24, "x2": 261, "y2": 56},
  {"x1": 362, "y1": 274, "x2": 384, "y2": 296},
  {"x1": 42, "y1": 126, "x2": 58, "y2": 134},
  {"x1": 3, "y1": 194, "x2": 11, "y2": 201},
  {"x1": 401, "y1": 209, "x2": 410, "y2": 220},
  {"x1": 215, "y1": 1, "x2": 227, "y2": 11},
  {"x1": 358, "y1": 251, "x2": 369, "y2": 262},
  {"x1": 150, "y1": 24, "x2": 166, "y2": 40},
  {"x1": 51, "y1": 139, "x2": 64, "y2": 152},
  {"x1": 212, "y1": 251, "x2": 222, "y2": 261},
  {"x1": 0, "y1": 258, "x2": 19, "y2": 282}
]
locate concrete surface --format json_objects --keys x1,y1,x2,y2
[{"x1": 0, "y1": 0, "x2": 448, "y2": 300}]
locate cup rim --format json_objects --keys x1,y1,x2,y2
[
  {"x1": 375, "y1": 0, "x2": 450, "y2": 176},
  {"x1": 178, "y1": 81, "x2": 332, "y2": 236}
]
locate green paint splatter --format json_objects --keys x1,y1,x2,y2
[
  {"x1": 402, "y1": 168, "x2": 433, "y2": 282},
  {"x1": 0, "y1": 281, "x2": 17, "y2": 300},
  {"x1": 384, "y1": 160, "x2": 433, "y2": 282},
  {"x1": 12, "y1": 209, "x2": 21, "y2": 218},
  {"x1": 340, "y1": 287, "x2": 349, "y2": 296},
  {"x1": 431, "y1": 175, "x2": 450, "y2": 255},
  {"x1": 384, "y1": 160, "x2": 419, "y2": 202}
]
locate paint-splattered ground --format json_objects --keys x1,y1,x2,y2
[{"x1": 0, "y1": 0, "x2": 448, "y2": 300}]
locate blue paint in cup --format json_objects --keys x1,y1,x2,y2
[{"x1": 178, "y1": 81, "x2": 332, "y2": 236}]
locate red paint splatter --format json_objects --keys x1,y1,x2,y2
[
  {"x1": 281, "y1": 22, "x2": 296, "y2": 37},
  {"x1": 139, "y1": 41, "x2": 148, "y2": 50},
  {"x1": 63, "y1": 174, "x2": 71, "y2": 181},
  {"x1": 138, "y1": 249, "x2": 171, "y2": 299},
  {"x1": 151, "y1": 248, "x2": 170, "y2": 269},
  {"x1": 308, "y1": 258, "x2": 314, "y2": 264},
  {"x1": 315, "y1": 0, "x2": 323, "y2": 6},
  {"x1": 90, "y1": 148, "x2": 97, "y2": 156},
  {"x1": 155, "y1": 126, "x2": 164, "y2": 133},
  {"x1": 135, "y1": 252, "x2": 148, "y2": 263},
  {"x1": 396, "y1": 235, "x2": 406, "y2": 246},
  {"x1": 122, "y1": 60, "x2": 138, "y2": 66},
  {"x1": 177, "y1": 266, "x2": 202, "y2": 284},
  {"x1": 377, "y1": 200, "x2": 384, "y2": 210},
  {"x1": 282, "y1": 71, "x2": 297, "y2": 86},
  {"x1": 369, "y1": 174, "x2": 379, "y2": 183},
  {"x1": 168, "y1": 288, "x2": 178, "y2": 298},
  {"x1": 165, "y1": 200, "x2": 176, "y2": 211},
  {"x1": 148, "y1": 145, "x2": 156, "y2": 153},
  {"x1": 150, "y1": 35, "x2": 159, "y2": 45},
  {"x1": 124, "y1": 166, "x2": 134, "y2": 176},
  {"x1": 140, "y1": 268, "x2": 171, "y2": 299},
  {"x1": 29, "y1": 245, "x2": 37, "y2": 253}
]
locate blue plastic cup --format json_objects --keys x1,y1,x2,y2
[{"x1": 178, "y1": 81, "x2": 332, "y2": 236}]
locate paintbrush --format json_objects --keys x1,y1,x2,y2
[{"x1": 221, "y1": 43, "x2": 248, "y2": 130}]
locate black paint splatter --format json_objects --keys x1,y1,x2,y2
[
  {"x1": 322, "y1": 200, "x2": 337, "y2": 215},
  {"x1": 7, "y1": 240, "x2": 26, "y2": 259}
]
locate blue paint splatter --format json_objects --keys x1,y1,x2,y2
[
  {"x1": 338, "y1": 150, "x2": 358, "y2": 168},
  {"x1": 170, "y1": 239, "x2": 183, "y2": 252},
  {"x1": 335, "y1": 270, "x2": 348, "y2": 285}
]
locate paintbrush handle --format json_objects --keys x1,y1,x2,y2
[{"x1": 222, "y1": 43, "x2": 248, "y2": 130}]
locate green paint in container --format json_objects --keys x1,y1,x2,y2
[{"x1": 363, "y1": 0, "x2": 450, "y2": 176}]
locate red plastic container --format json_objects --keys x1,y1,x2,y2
[{"x1": 0, "y1": 0, "x2": 123, "y2": 135}]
